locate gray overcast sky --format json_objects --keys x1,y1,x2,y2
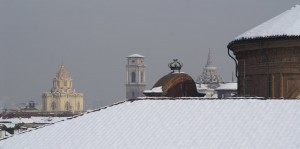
[{"x1": 0, "y1": 0, "x2": 298, "y2": 109}]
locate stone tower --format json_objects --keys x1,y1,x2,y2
[
  {"x1": 197, "y1": 50, "x2": 223, "y2": 84},
  {"x1": 126, "y1": 54, "x2": 146, "y2": 99},
  {"x1": 42, "y1": 64, "x2": 84, "y2": 113}
]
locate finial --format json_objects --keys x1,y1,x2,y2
[{"x1": 168, "y1": 59, "x2": 183, "y2": 73}]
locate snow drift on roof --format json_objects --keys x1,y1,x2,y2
[
  {"x1": 143, "y1": 86, "x2": 163, "y2": 93},
  {"x1": 0, "y1": 117, "x2": 67, "y2": 130},
  {"x1": 1, "y1": 99, "x2": 300, "y2": 149},
  {"x1": 215, "y1": 82, "x2": 237, "y2": 90},
  {"x1": 127, "y1": 54, "x2": 144, "y2": 58},
  {"x1": 236, "y1": 4, "x2": 300, "y2": 40}
]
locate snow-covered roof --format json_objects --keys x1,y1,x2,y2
[
  {"x1": 0, "y1": 117, "x2": 66, "y2": 124},
  {"x1": 0, "y1": 117, "x2": 67, "y2": 128},
  {"x1": 196, "y1": 84, "x2": 208, "y2": 90},
  {"x1": 143, "y1": 86, "x2": 163, "y2": 93},
  {"x1": 215, "y1": 82, "x2": 237, "y2": 90},
  {"x1": 127, "y1": 54, "x2": 144, "y2": 58},
  {"x1": 236, "y1": 4, "x2": 300, "y2": 40},
  {"x1": 1, "y1": 99, "x2": 300, "y2": 149}
]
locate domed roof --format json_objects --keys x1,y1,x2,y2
[
  {"x1": 235, "y1": 4, "x2": 300, "y2": 40},
  {"x1": 56, "y1": 64, "x2": 70, "y2": 80},
  {"x1": 153, "y1": 73, "x2": 192, "y2": 88},
  {"x1": 145, "y1": 73, "x2": 202, "y2": 97}
]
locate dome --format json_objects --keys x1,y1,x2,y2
[
  {"x1": 144, "y1": 73, "x2": 203, "y2": 97},
  {"x1": 56, "y1": 65, "x2": 70, "y2": 80}
]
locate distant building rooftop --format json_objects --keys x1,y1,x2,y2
[{"x1": 127, "y1": 54, "x2": 144, "y2": 58}]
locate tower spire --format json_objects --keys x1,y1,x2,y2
[
  {"x1": 206, "y1": 49, "x2": 213, "y2": 67},
  {"x1": 197, "y1": 49, "x2": 223, "y2": 84}
]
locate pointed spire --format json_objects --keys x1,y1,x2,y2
[
  {"x1": 197, "y1": 49, "x2": 223, "y2": 84},
  {"x1": 205, "y1": 49, "x2": 213, "y2": 67}
]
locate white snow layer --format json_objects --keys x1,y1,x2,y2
[
  {"x1": 127, "y1": 54, "x2": 144, "y2": 58},
  {"x1": 0, "y1": 117, "x2": 67, "y2": 126},
  {"x1": 215, "y1": 82, "x2": 237, "y2": 90},
  {"x1": 1, "y1": 99, "x2": 300, "y2": 149},
  {"x1": 236, "y1": 4, "x2": 300, "y2": 39},
  {"x1": 143, "y1": 86, "x2": 163, "y2": 93}
]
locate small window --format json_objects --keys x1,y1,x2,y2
[
  {"x1": 131, "y1": 72, "x2": 136, "y2": 83},
  {"x1": 64, "y1": 81, "x2": 67, "y2": 86},
  {"x1": 65, "y1": 102, "x2": 71, "y2": 111},
  {"x1": 51, "y1": 101, "x2": 56, "y2": 110},
  {"x1": 141, "y1": 72, "x2": 144, "y2": 83},
  {"x1": 77, "y1": 102, "x2": 80, "y2": 111},
  {"x1": 132, "y1": 91, "x2": 135, "y2": 98}
]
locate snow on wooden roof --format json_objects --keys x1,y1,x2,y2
[
  {"x1": 1, "y1": 98, "x2": 300, "y2": 149},
  {"x1": 236, "y1": 4, "x2": 300, "y2": 40}
]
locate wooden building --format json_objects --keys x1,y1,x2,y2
[{"x1": 228, "y1": 5, "x2": 300, "y2": 98}]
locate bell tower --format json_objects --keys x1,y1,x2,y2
[{"x1": 126, "y1": 54, "x2": 146, "y2": 99}]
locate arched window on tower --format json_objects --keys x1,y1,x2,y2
[
  {"x1": 65, "y1": 102, "x2": 71, "y2": 111},
  {"x1": 51, "y1": 101, "x2": 56, "y2": 111},
  {"x1": 131, "y1": 72, "x2": 136, "y2": 83},
  {"x1": 77, "y1": 102, "x2": 80, "y2": 111},
  {"x1": 141, "y1": 72, "x2": 144, "y2": 83}
]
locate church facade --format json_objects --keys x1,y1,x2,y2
[{"x1": 42, "y1": 65, "x2": 84, "y2": 113}]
